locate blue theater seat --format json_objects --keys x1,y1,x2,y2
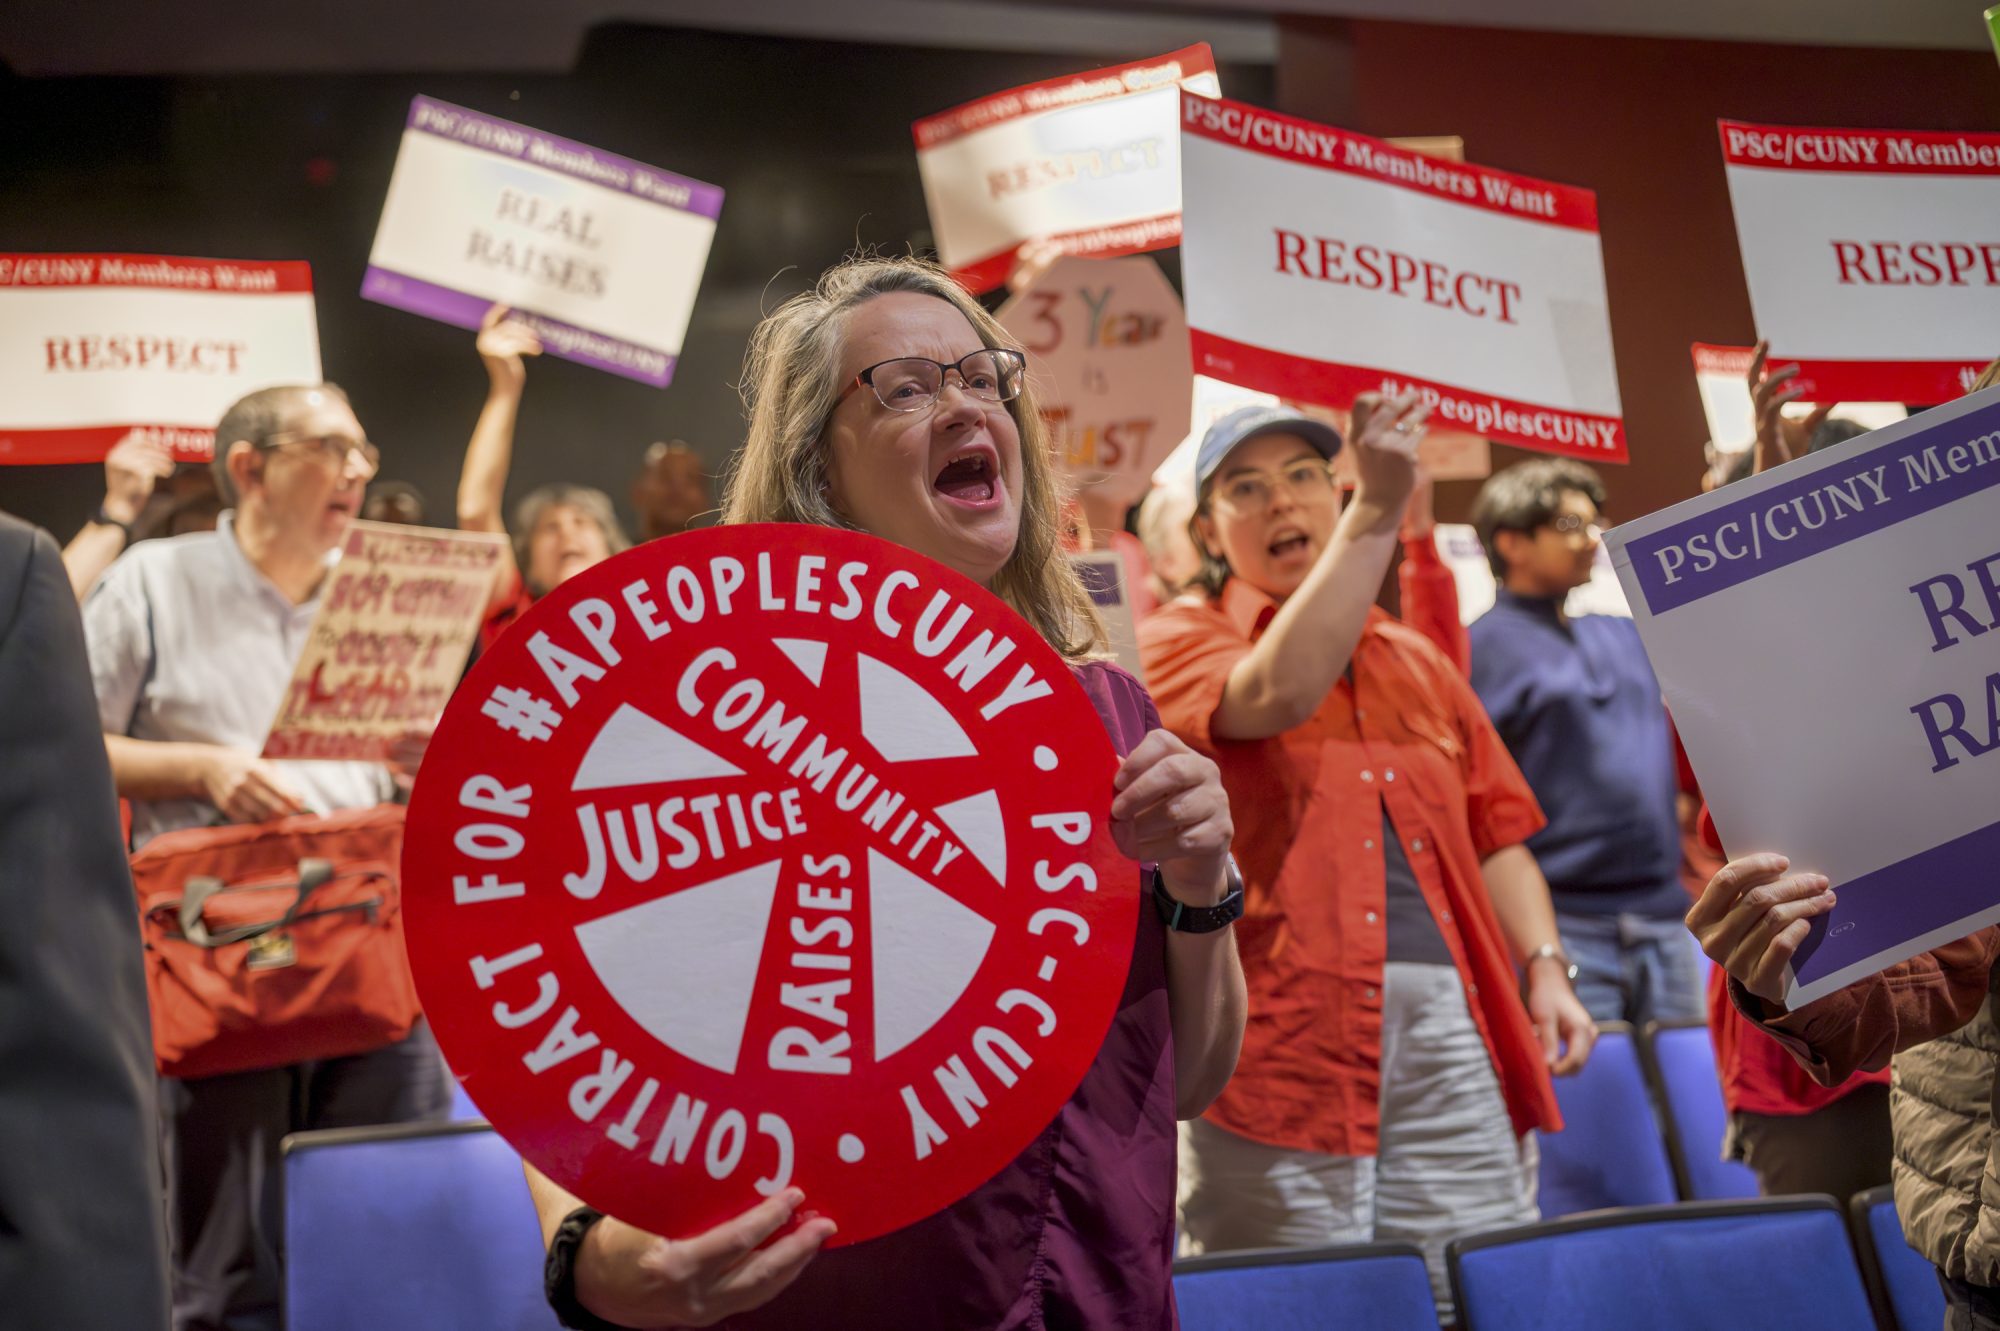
[
  {"x1": 1536, "y1": 1023, "x2": 1679, "y2": 1216},
  {"x1": 1174, "y1": 1242, "x2": 1437, "y2": 1330},
  {"x1": 1641, "y1": 1020, "x2": 1759, "y2": 1200},
  {"x1": 1448, "y1": 1197, "x2": 1875, "y2": 1331},
  {"x1": 1851, "y1": 1185, "x2": 1947, "y2": 1331},
  {"x1": 283, "y1": 1121, "x2": 559, "y2": 1331}
]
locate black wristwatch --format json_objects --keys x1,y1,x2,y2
[
  {"x1": 1153, "y1": 861, "x2": 1245, "y2": 933},
  {"x1": 545, "y1": 1205, "x2": 631, "y2": 1331},
  {"x1": 90, "y1": 504, "x2": 133, "y2": 539}
]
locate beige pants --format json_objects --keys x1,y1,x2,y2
[{"x1": 1179, "y1": 962, "x2": 1538, "y2": 1319}]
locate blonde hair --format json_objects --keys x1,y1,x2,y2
[
  {"x1": 722, "y1": 256, "x2": 1104, "y2": 660},
  {"x1": 1970, "y1": 358, "x2": 2000, "y2": 396}
]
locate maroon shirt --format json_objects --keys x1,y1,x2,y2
[{"x1": 720, "y1": 660, "x2": 1180, "y2": 1330}]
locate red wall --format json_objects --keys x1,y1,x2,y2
[{"x1": 1276, "y1": 18, "x2": 2000, "y2": 524}]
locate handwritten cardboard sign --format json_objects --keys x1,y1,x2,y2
[
  {"x1": 998, "y1": 255, "x2": 1192, "y2": 513},
  {"x1": 401, "y1": 525, "x2": 1138, "y2": 1244},
  {"x1": 0, "y1": 254, "x2": 321, "y2": 465},
  {"x1": 363, "y1": 95, "x2": 721, "y2": 388},
  {"x1": 262, "y1": 521, "x2": 506, "y2": 762}
]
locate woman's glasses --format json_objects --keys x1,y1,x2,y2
[{"x1": 839, "y1": 349, "x2": 1028, "y2": 414}]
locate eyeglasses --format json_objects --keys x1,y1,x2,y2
[
  {"x1": 837, "y1": 349, "x2": 1027, "y2": 414},
  {"x1": 261, "y1": 431, "x2": 381, "y2": 474},
  {"x1": 1550, "y1": 513, "x2": 1606, "y2": 537},
  {"x1": 1211, "y1": 459, "x2": 1336, "y2": 512}
]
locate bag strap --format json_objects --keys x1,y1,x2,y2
[{"x1": 176, "y1": 857, "x2": 335, "y2": 948}]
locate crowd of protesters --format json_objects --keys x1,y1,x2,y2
[{"x1": 7, "y1": 221, "x2": 1997, "y2": 1331}]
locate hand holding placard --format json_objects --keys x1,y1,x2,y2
[
  {"x1": 1686, "y1": 853, "x2": 1835, "y2": 1007},
  {"x1": 477, "y1": 303, "x2": 542, "y2": 393}
]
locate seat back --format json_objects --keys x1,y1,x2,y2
[
  {"x1": 1174, "y1": 1243, "x2": 1436, "y2": 1331},
  {"x1": 1448, "y1": 1198, "x2": 1876, "y2": 1331},
  {"x1": 1851, "y1": 1185, "x2": 1947, "y2": 1331},
  {"x1": 1641, "y1": 1021, "x2": 1759, "y2": 1200},
  {"x1": 1536, "y1": 1023, "x2": 1678, "y2": 1216},
  {"x1": 283, "y1": 1122, "x2": 559, "y2": 1331}
]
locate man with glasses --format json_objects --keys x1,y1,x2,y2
[
  {"x1": 83, "y1": 383, "x2": 451, "y2": 1330},
  {"x1": 1468, "y1": 458, "x2": 1701, "y2": 1027}
]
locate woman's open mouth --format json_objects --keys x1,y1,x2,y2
[
  {"x1": 934, "y1": 447, "x2": 1000, "y2": 508},
  {"x1": 1268, "y1": 531, "x2": 1312, "y2": 559}
]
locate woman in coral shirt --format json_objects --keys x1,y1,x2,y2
[{"x1": 1138, "y1": 398, "x2": 1596, "y2": 1316}]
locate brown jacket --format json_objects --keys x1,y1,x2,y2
[{"x1": 1743, "y1": 928, "x2": 2000, "y2": 1282}]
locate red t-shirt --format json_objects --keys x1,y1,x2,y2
[{"x1": 479, "y1": 566, "x2": 536, "y2": 655}]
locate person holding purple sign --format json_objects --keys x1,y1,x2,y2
[
  {"x1": 522, "y1": 255, "x2": 1248, "y2": 1330},
  {"x1": 1694, "y1": 356, "x2": 2000, "y2": 1331}
]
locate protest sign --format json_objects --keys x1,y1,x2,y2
[
  {"x1": 0, "y1": 254, "x2": 321, "y2": 465},
  {"x1": 1718, "y1": 120, "x2": 2000, "y2": 404},
  {"x1": 1180, "y1": 93, "x2": 1625, "y2": 463},
  {"x1": 998, "y1": 255, "x2": 1191, "y2": 513},
  {"x1": 915, "y1": 45, "x2": 1219, "y2": 294},
  {"x1": 363, "y1": 95, "x2": 721, "y2": 388},
  {"x1": 262, "y1": 521, "x2": 506, "y2": 762},
  {"x1": 1073, "y1": 549, "x2": 1144, "y2": 681},
  {"x1": 1607, "y1": 385, "x2": 2000, "y2": 1005},
  {"x1": 401, "y1": 525, "x2": 1138, "y2": 1245},
  {"x1": 1691, "y1": 342, "x2": 1905, "y2": 452}
]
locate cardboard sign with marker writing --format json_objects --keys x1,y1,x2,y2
[
  {"x1": 262, "y1": 521, "x2": 507, "y2": 762},
  {"x1": 402, "y1": 525, "x2": 1138, "y2": 1245},
  {"x1": 999, "y1": 255, "x2": 1192, "y2": 512}
]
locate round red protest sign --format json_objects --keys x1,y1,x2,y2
[{"x1": 403, "y1": 524, "x2": 1137, "y2": 1246}]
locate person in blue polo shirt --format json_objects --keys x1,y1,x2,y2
[{"x1": 1468, "y1": 458, "x2": 1700, "y2": 1027}]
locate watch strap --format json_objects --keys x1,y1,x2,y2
[
  {"x1": 545, "y1": 1205, "x2": 631, "y2": 1331},
  {"x1": 1153, "y1": 867, "x2": 1245, "y2": 933},
  {"x1": 91, "y1": 504, "x2": 133, "y2": 538}
]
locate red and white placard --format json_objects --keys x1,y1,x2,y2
[
  {"x1": 0, "y1": 254, "x2": 321, "y2": 465},
  {"x1": 1179, "y1": 94, "x2": 1626, "y2": 463},
  {"x1": 1719, "y1": 120, "x2": 2000, "y2": 404},
  {"x1": 402, "y1": 525, "x2": 1138, "y2": 1246},
  {"x1": 997, "y1": 255, "x2": 1192, "y2": 511},
  {"x1": 915, "y1": 45, "x2": 1220, "y2": 294}
]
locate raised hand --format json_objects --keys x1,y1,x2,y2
[
  {"x1": 477, "y1": 302, "x2": 543, "y2": 393},
  {"x1": 102, "y1": 430, "x2": 177, "y2": 525},
  {"x1": 1747, "y1": 340, "x2": 1834, "y2": 475},
  {"x1": 1346, "y1": 391, "x2": 1429, "y2": 527}
]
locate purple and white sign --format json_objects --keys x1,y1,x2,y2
[
  {"x1": 363, "y1": 96, "x2": 721, "y2": 388},
  {"x1": 1607, "y1": 383, "x2": 2000, "y2": 1005}
]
